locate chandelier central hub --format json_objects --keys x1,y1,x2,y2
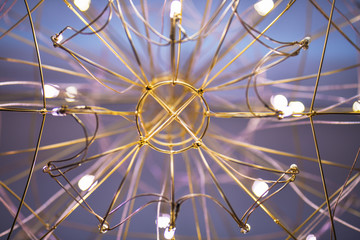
[{"x1": 135, "y1": 80, "x2": 210, "y2": 154}]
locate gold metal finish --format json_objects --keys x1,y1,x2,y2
[
  {"x1": 1, "y1": 1, "x2": 360, "y2": 239},
  {"x1": 135, "y1": 80, "x2": 210, "y2": 154}
]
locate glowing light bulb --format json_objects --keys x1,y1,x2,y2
[
  {"x1": 164, "y1": 227, "x2": 176, "y2": 240},
  {"x1": 78, "y1": 174, "x2": 95, "y2": 191},
  {"x1": 155, "y1": 214, "x2": 170, "y2": 228},
  {"x1": 44, "y1": 84, "x2": 60, "y2": 98},
  {"x1": 254, "y1": 0, "x2": 274, "y2": 16},
  {"x1": 353, "y1": 100, "x2": 360, "y2": 112},
  {"x1": 306, "y1": 234, "x2": 317, "y2": 240},
  {"x1": 252, "y1": 179, "x2": 269, "y2": 197},
  {"x1": 66, "y1": 86, "x2": 78, "y2": 98},
  {"x1": 271, "y1": 94, "x2": 288, "y2": 111},
  {"x1": 289, "y1": 101, "x2": 305, "y2": 116},
  {"x1": 74, "y1": 0, "x2": 91, "y2": 12},
  {"x1": 170, "y1": 0, "x2": 181, "y2": 18},
  {"x1": 281, "y1": 106, "x2": 293, "y2": 118}
]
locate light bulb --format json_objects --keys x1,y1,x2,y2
[
  {"x1": 306, "y1": 234, "x2": 317, "y2": 240},
  {"x1": 289, "y1": 101, "x2": 305, "y2": 116},
  {"x1": 78, "y1": 174, "x2": 95, "y2": 191},
  {"x1": 164, "y1": 227, "x2": 176, "y2": 240},
  {"x1": 353, "y1": 100, "x2": 360, "y2": 112},
  {"x1": 155, "y1": 214, "x2": 170, "y2": 228},
  {"x1": 170, "y1": 0, "x2": 181, "y2": 18},
  {"x1": 281, "y1": 106, "x2": 293, "y2": 118},
  {"x1": 254, "y1": 0, "x2": 274, "y2": 16},
  {"x1": 66, "y1": 86, "x2": 78, "y2": 98},
  {"x1": 252, "y1": 179, "x2": 269, "y2": 197},
  {"x1": 44, "y1": 84, "x2": 60, "y2": 98},
  {"x1": 271, "y1": 94, "x2": 288, "y2": 111},
  {"x1": 74, "y1": 0, "x2": 91, "y2": 12}
]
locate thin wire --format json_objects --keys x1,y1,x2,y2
[
  {"x1": 45, "y1": 110, "x2": 99, "y2": 175},
  {"x1": 201, "y1": 0, "x2": 297, "y2": 89},
  {"x1": 332, "y1": 148, "x2": 360, "y2": 220},
  {"x1": 119, "y1": 148, "x2": 147, "y2": 240},
  {"x1": 2, "y1": 0, "x2": 359, "y2": 238},
  {"x1": 114, "y1": 0, "x2": 149, "y2": 85},
  {"x1": 309, "y1": 0, "x2": 360, "y2": 53},
  {"x1": 51, "y1": 42, "x2": 143, "y2": 89},
  {"x1": 183, "y1": 150, "x2": 202, "y2": 239},
  {"x1": 201, "y1": 144, "x2": 297, "y2": 239},
  {"x1": 0, "y1": 0, "x2": 17, "y2": 19},
  {"x1": 200, "y1": 0, "x2": 239, "y2": 89},
  {"x1": 197, "y1": 147, "x2": 247, "y2": 229},
  {"x1": 7, "y1": 0, "x2": 46, "y2": 238},
  {"x1": 39, "y1": 144, "x2": 140, "y2": 239},
  {"x1": 100, "y1": 146, "x2": 140, "y2": 230},
  {"x1": 7, "y1": 116, "x2": 46, "y2": 240},
  {"x1": 58, "y1": 0, "x2": 113, "y2": 45},
  {"x1": 61, "y1": 0, "x2": 146, "y2": 86},
  {"x1": 0, "y1": 0, "x2": 44, "y2": 40},
  {"x1": 308, "y1": 0, "x2": 337, "y2": 238}
]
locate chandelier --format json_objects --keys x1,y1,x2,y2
[{"x1": 0, "y1": 0, "x2": 360, "y2": 239}]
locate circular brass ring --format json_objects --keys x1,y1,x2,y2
[{"x1": 135, "y1": 80, "x2": 210, "y2": 154}]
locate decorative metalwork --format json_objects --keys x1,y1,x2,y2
[{"x1": 0, "y1": 0, "x2": 359, "y2": 239}]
